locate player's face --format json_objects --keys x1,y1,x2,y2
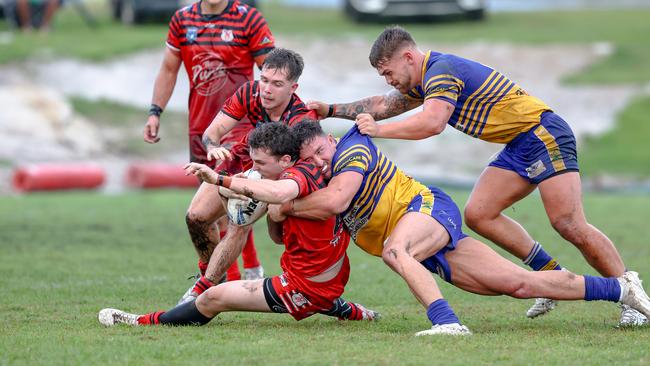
[
  {"x1": 376, "y1": 52, "x2": 415, "y2": 93},
  {"x1": 299, "y1": 134, "x2": 337, "y2": 180},
  {"x1": 259, "y1": 67, "x2": 298, "y2": 111},
  {"x1": 250, "y1": 148, "x2": 285, "y2": 180}
]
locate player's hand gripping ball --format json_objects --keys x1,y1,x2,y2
[{"x1": 226, "y1": 169, "x2": 268, "y2": 226}]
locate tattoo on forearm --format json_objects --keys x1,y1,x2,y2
[
  {"x1": 202, "y1": 135, "x2": 219, "y2": 150},
  {"x1": 242, "y1": 186, "x2": 254, "y2": 198},
  {"x1": 334, "y1": 92, "x2": 418, "y2": 121},
  {"x1": 378, "y1": 91, "x2": 419, "y2": 120},
  {"x1": 334, "y1": 98, "x2": 376, "y2": 120}
]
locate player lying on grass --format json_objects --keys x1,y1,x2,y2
[
  {"x1": 275, "y1": 121, "x2": 650, "y2": 336},
  {"x1": 99, "y1": 123, "x2": 378, "y2": 327}
]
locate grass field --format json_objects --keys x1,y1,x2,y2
[{"x1": 1, "y1": 190, "x2": 649, "y2": 365}]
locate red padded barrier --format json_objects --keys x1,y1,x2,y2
[
  {"x1": 125, "y1": 163, "x2": 199, "y2": 189},
  {"x1": 13, "y1": 164, "x2": 105, "y2": 192}
]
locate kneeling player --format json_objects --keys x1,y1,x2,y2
[{"x1": 99, "y1": 123, "x2": 378, "y2": 326}]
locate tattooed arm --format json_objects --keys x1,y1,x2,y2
[
  {"x1": 356, "y1": 98, "x2": 455, "y2": 140},
  {"x1": 202, "y1": 111, "x2": 240, "y2": 161},
  {"x1": 184, "y1": 163, "x2": 301, "y2": 204},
  {"x1": 332, "y1": 90, "x2": 422, "y2": 121}
]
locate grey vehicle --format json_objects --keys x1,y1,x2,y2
[
  {"x1": 110, "y1": 0, "x2": 258, "y2": 25},
  {"x1": 344, "y1": 0, "x2": 486, "y2": 22}
]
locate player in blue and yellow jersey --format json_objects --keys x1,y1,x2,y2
[
  {"x1": 282, "y1": 121, "x2": 650, "y2": 336},
  {"x1": 307, "y1": 26, "x2": 646, "y2": 326}
]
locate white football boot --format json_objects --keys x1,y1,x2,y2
[
  {"x1": 618, "y1": 271, "x2": 650, "y2": 321},
  {"x1": 526, "y1": 298, "x2": 557, "y2": 318},
  {"x1": 415, "y1": 323, "x2": 472, "y2": 336},
  {"x1": 98, "y1": 308, "x2": 140, "y2": 327},
  {"x1": 618, "y1": 304, "x2": 648, "y2": 327},
  {"x1": 177, "y1": 275, "x2": 200, "y2": 306}
]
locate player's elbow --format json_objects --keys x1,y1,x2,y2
[{"x1": 327, "y1": 195, "x2": 351, "y2": 215}]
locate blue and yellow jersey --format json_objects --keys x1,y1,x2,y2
[
  {"x1": 333, "y1": 127, "x2": 431, "y2": 256},
  {"x1": 407, "y1": 51, "x2": 552, "y2": 144}
]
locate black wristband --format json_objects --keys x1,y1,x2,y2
[
  {"x1": 327, "y1": 104, "x2": 335, "y2": 118},
  {"x1": 149, "y1": 104, "x2": 163, "y2": 117}
]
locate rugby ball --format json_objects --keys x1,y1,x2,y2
[{"x1": 226, "y1": 169, "x2": 268, "y2": 226}]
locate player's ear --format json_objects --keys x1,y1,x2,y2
[
  {"x1": 291, "y1": 82, "x2": 298, "y2": 93},
  {"x1": 279, "y1": 154, "x2": 293, "y2": 168},
  {"x1": 403, "y1": 49, "x2": 415, "y2": 64}
]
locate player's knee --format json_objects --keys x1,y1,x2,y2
[
  {"x1": 550, "y1": 213, "x2": 586, "y2": 242},
  {"x1": 185, "y1": 209, "x2": 209, "y2": 229},
  {"x1": 505, "y1": 279, "x2": 534, "y2": 299},
  {"x1": 198, "y1": 286, "x2": 225, "y2": 309},
  {"x1": 381, "y1": 242, "x2": 410, "y2": 270},
  {"x1": 463, "y1": 204, "x2": 486, "y2": 231}
]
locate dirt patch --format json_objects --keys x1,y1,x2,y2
[{"x1": 0, "y1": 37, "x2": 641, "y2": 192}]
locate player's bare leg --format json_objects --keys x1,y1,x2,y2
[
  {"x1": 538, "y1": 172, "x2": 624, "y2": 276},
  {"x1": 465, "y1": 167, "x2": 563, "y2": 318},
  {"x1": 382, "y1": 212, "x2": 471, "y2": 336},
  {"x1": 464, "y1": 167, "x2": 537, "y2": 259},
  {"x1": 537, "y1": 172, "x2": 644, "y2": 325},
  {"x1": 99, "y1": 280, "x2": 270, "y2": 327},
  {"x1": 447, "y1": 237, "x2": 584, "y2": 298},
  {"x1": 444, "y1": 236, "x2": 650, "y2": 323},
  {"x1": 186, "y1": 182, "x2": 227, "y2": 264}
]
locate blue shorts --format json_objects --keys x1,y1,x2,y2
[
  {"x1": 489, "y1": 112, "x2": 579, "y2": 184},
  {"x1": 410, "y1": 186, "x2": 467, "y2": 283}
]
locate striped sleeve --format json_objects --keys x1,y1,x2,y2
[
  {"x1": 423, "y1": 59, "x2": 464, "y2": 105},
  {"x1": 221, "y1": 83, "x2": 249, "y2": 120},
  {"x1": 280, "y1": 162, "x2": 321, "y2": 198},
  {"x1": 245, "y1": 8, "x2": 275, "y2": 57},
  {"x1": 166, "y1": 12, "x2": 181, "y2": 51},
  {"x1": 406, "y1": 86, "x2": 423, "y2": 101},
  {"x1": 333, "y1": 144, "x2": 371, "y2": 176}
]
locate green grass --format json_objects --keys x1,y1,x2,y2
[
  {"x1": 1, "y1": 190, "x2": 649, "y2": 365},
  {"x1": 580, "y1": 97, "x2": 650, "y2": 178}
]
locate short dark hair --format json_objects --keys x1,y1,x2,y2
[
  {"x1": 291, "y1": 120, "x2": 325, "y2": 148},
  {"x1": 248, "y1": 122, "x2": 300, "y2": 161},
  {"x1": 369, "y1": 26, "x2": 416, "y2": 68},
  {"x1": 262, "y1": 48, "x2": 305, "y2": 82}
]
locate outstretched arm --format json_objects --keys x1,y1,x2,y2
[
  {"x1": 184, "y1": 163, "x2": 300, "y2": 203},
  {"x1": 356, "y1": 98, "x2": 455, "y2": 140},
  {"x1": 308, "y1": 90, "x2": 422, "y2": 121},
  {"x1": 282, "y1": 171, "x2": 363, "y2": 221}
]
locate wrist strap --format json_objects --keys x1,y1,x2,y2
[
  {"x1": 149, "y1": 104, "x2": 163, "y2": 117},
  {"x1": 327, "y1": 104, "x2": 335, "y2": 118},
  {"x1": 216, "y1": 175, "x2": 232, "y2": 188}
]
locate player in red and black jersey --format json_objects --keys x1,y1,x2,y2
[
  {"x1": 99, "y1": 123, "x2": 378, "y2": 327},
  {"x1": 177, "y1": 49, "x2": 319, "y2": 304},
  {"x1": 144, "y1": 0, "x2": 274, "y2": 284}
]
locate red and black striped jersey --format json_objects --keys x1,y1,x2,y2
[
  {"x1": 279, "y1": 161, "x2": 350, "y2": 278},
  {"x1": 166, "y1": 0, "x2": 275, "y2": 135},
  {"x1": 221, "y1": 80, "x2": 319, "y2": 140}
]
